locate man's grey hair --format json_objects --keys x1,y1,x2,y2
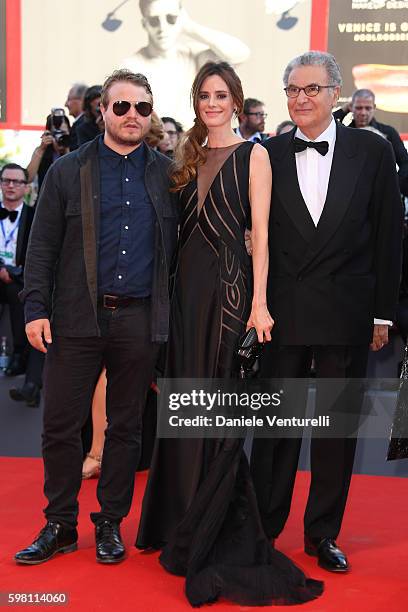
[
  {"x1": 352, "y1": 88, "x2": 375, "y2": 103},
  {"x1": 283, "y1": 51, "x2": 343, "y2": 88},
  {"x1": 70, "y1": 82, "x2": 88, "y2": 98}
]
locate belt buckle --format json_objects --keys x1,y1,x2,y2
[{"x1": 103, "y1": 294, "x2": 118, "y2": 310}]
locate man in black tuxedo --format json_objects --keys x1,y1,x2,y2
[
  {"x1": 251, "y1": 51, "x2": 403, "y2": 572},
  {"x1": 0, "y1": 164, "x2": 33, "y2": 376},
  {"x1": 15, "y1": 69, "x2": 178, "y2": 565}
]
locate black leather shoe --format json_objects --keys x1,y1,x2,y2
[
  {"x1": 5, "y1": 353, "x2": 26, "y2": 377},
  {"x1": 14, "y1": 522, "x2": 78, "y2": 565},
  {"x1": 304, "y1": 536, "x2": 349, "y2": 572},
  {"x1": 9, "y1": 382, "x2": 41, "y2": 407},
  {"x1": 95, "y1": 521, "x2": 125, "y2": 564}
]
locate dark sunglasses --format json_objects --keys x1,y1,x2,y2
[
  {"x1": 147, "y1": 14, "x2": 178, "y2": 27},
  {"x1": 112, "y1": 100, "x2": 153, "y2": 117}
]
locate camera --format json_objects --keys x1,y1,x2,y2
[{"x1": 50, "y1": 107, "x2": 70, "y2": 148}]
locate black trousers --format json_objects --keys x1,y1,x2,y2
[
  {"x1": 42, "y1": 300, "x2": 159, "y2": 528},
  {"x1": 0, "y1": 279, "x2": 27, "y2": 353},
  {"x1": 24, "y1": 348, "x2": 45, "y2": 387},
  {"x1": 250, "y1": 344, "x2": 368, "y2": 540}
]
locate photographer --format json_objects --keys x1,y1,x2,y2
[
  {"x1": 76, "y1": 85, "x2": 104, "y2": 146},
  {"x1": 27, "y1": 109, "x2": 71, "y2": 191}
]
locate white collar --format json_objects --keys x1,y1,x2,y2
[{"x1": 295, "y1": 117, "x2": 336, "y2": 146}]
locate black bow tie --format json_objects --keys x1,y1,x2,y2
[
  {"x1": 0, "y1": 208, "x2": 18, "y2": 223},
  {"x1": 294, "y1": 137, "x2": 329, "y2": 156}
]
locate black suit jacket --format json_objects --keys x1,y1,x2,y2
[
  {"x1": 264, "y1": 123, "x2": 403, "y2": 346},
  {"x1": 15, "y1": 204, "x2": 35, "y2": 268},
  {"x1": 69, "y1": 113, "x2": 85, "y2": 151},
  {"x1": 0, "y1": 204, "x2": 34, "y2": 284}
]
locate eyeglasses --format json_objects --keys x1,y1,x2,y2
[
  {"x1": 0, "y1": 178, "x2": 27, "y2": 186},
  {"x1": 284, "y1": 84, "x2": 335, "y2": 98},
  {"x1": 246, "y1": 112, "x2": 268, "y2": 119},
  {"x1": 112, "y1": 100, "x2": 153, "y2": 117},
  {"x1": 147, "y1": 14, "x2": 178, "y2": 27}
]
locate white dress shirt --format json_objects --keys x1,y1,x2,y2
[
  {"x1": 295, "y1": 118, "x2": 336, "y2": 226},
  {"x1": 294, "y1": 119, "x2": 391, "y2": 326}
]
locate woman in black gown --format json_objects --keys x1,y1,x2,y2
[{"x1": 136, "y1": 61, "x2": 323, "y2": 607}]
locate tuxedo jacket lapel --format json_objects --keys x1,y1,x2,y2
[
  {"x1": 15, "y1": 205, "x2": 29, "y2": 266},
  {"x1": 299, "y1": 123, "x2": 366, "y2": 272},
  {"x1": 273, "y1": 129, "x2": 316, "y2": 244}
]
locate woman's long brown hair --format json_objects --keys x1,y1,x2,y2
[{"x1": 170, "y1": 61, "x2": 244, "y2": 191}]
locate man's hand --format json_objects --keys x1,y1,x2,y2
[
  {"x1": 40, "y1": 131, "x2": 54, "y2": 150},
  {"x1": 25, "y1": 318, "x2": 52, "y2": 353},
  {"x1": 370, "y1": 324, "x2": 389, "y2": 351},
  {"x1": 0, "y1": 268, "x2": 12, "y2": 284}
]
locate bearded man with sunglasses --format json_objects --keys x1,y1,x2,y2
[
  {"x1": 251, "y1": 51, "x2": 403, "y2": 574},
  {"x1": 15, "y1": 69, "x2": 178, "y2": 565}
]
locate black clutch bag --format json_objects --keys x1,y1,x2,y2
[
  {"x1": 236, "y1": 327, "x2": 264, "y2": 379},
  {"x1": 387, "y1": 344, "x2": 408, "y2": 460}
]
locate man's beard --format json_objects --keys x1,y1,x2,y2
[{"x1": 106, "y1": 123, "x2": 145, "y2": 147}]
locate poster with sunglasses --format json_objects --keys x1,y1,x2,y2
[
  {"x1": 327, "y1": 0, "x2": 408, "y2": 134},
  {"x1": 9, "y1": 0, "x2": 312, "y2": 132},
  {"x1": 0, "y1": 0, "x2": 6, "y2": 123}
]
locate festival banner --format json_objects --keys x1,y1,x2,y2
[{"x1": 327, "y1": 0, "x2": 408, "y2": 133}]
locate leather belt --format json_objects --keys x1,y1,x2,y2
[{"x1": 98, "y1": 294, "x2": 150, "y2": 310}]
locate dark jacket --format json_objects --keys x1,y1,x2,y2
[
  {"x1": 333, "y1": 108, "x2": 408, "y2": 196},
  {"x1": 21, "y1": 137, "x2": 178, "y2": 342},
  {"x1": 1, "y1": 204, "x2": 35, "y2": 282},
  {"x1": 76, "y1": 116, "x2": 101, "y2": 147},
  {"x1": 15, "y1": 205, "x2": 35, "y2": 269},
  {"x1": 69, "y1": 114, "x2": 85, "y2": 151},
  {"x1": 264, "y1": 123, "x2": 403, "y2": 346}
]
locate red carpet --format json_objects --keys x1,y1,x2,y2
[{"x1": 0, "y1": 457, "x2": 407, "y2": 611}]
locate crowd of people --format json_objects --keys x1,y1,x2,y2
[{"x1": 0, "y1": 46, "x2": 407, "y2": 608}]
